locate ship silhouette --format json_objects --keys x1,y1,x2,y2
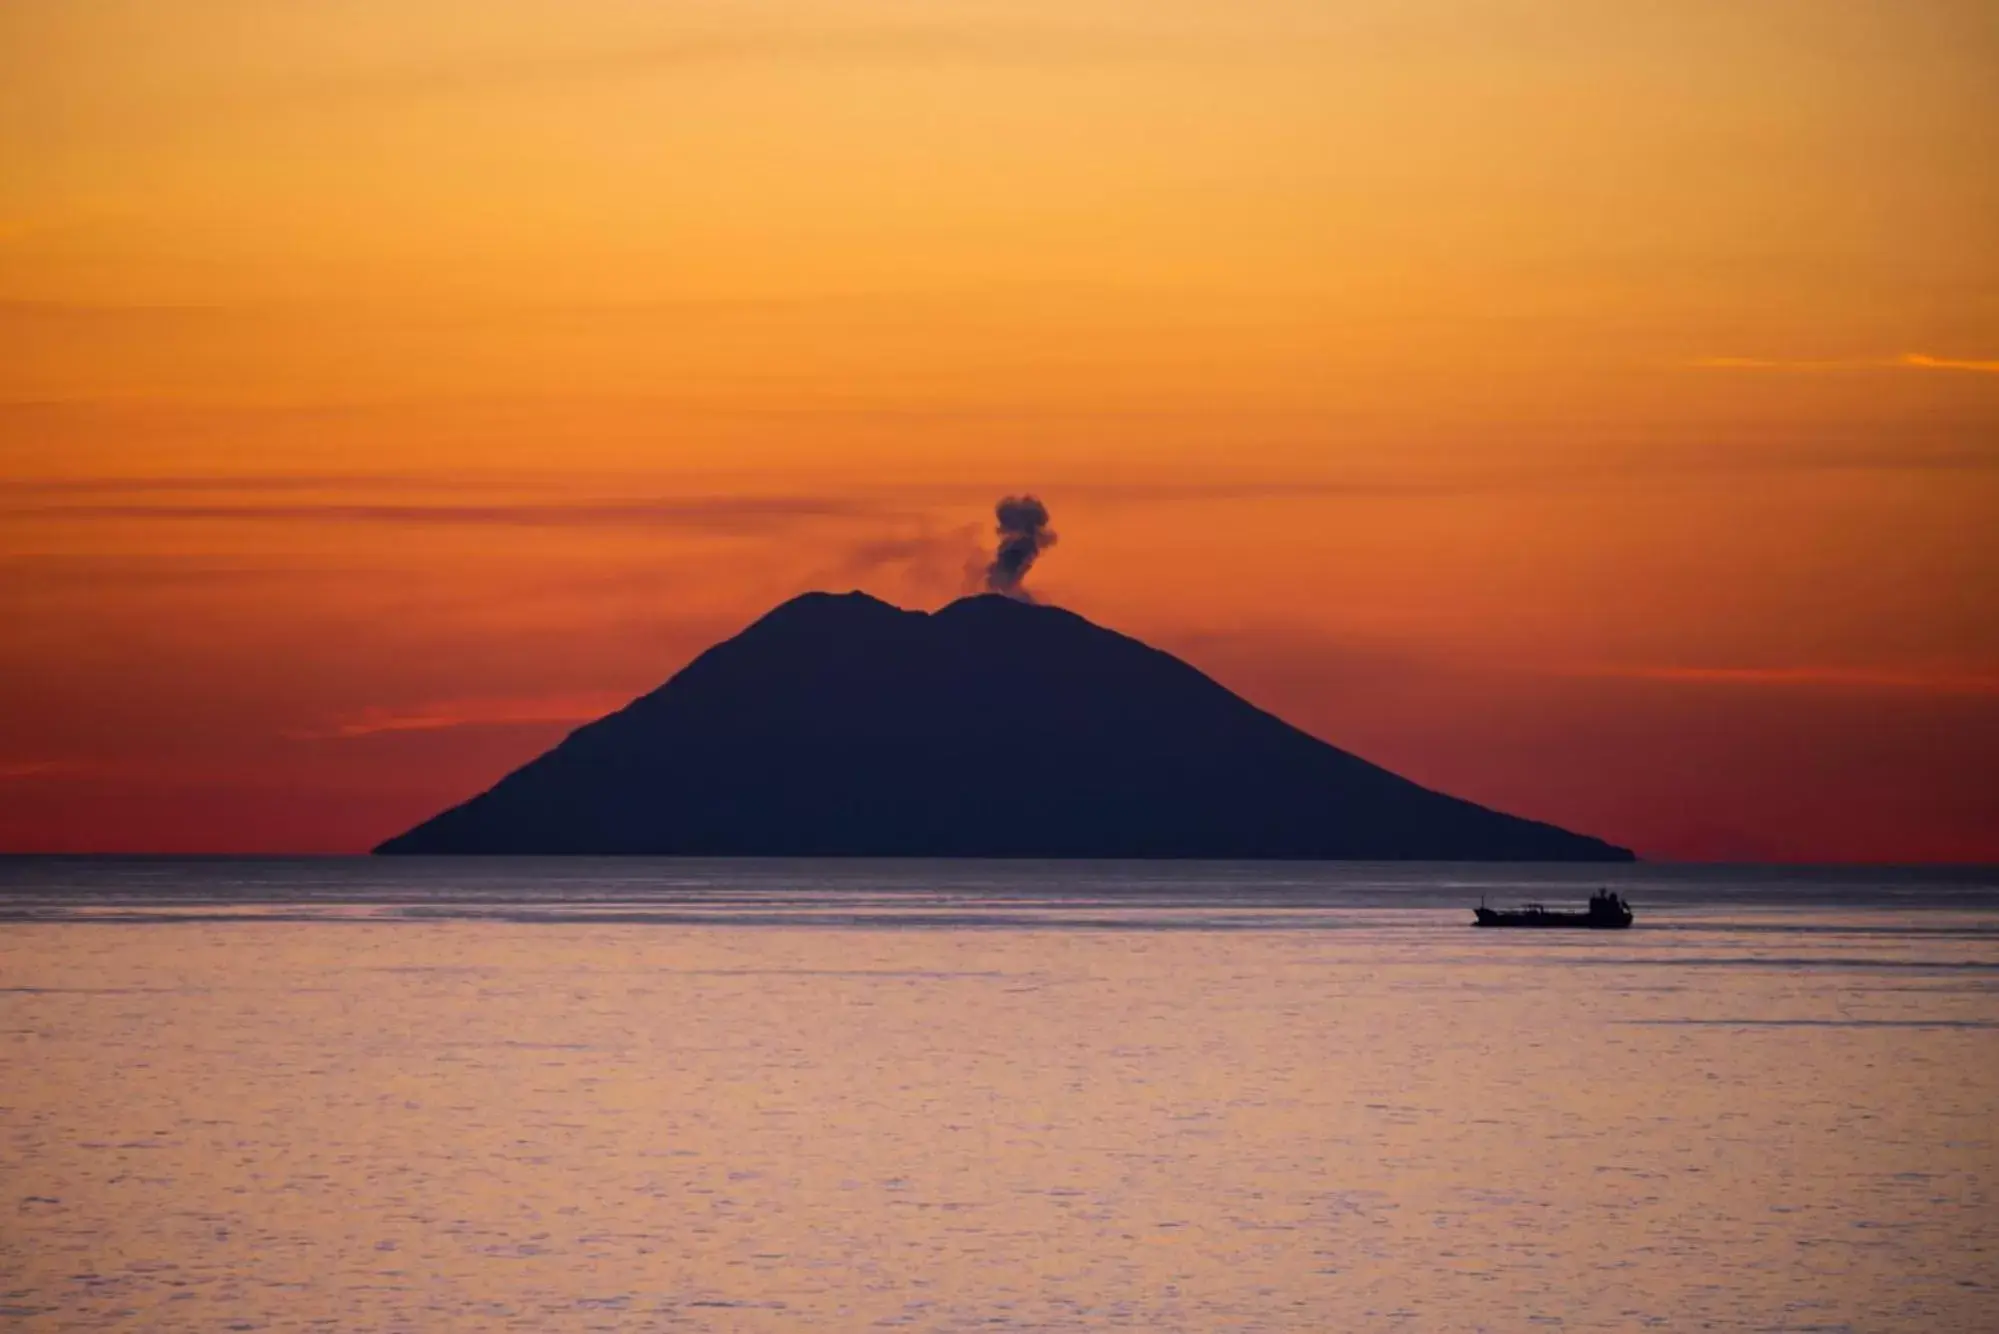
[{"x1": 1473, "y1": 888, "x2": 1635, "y2": 928}]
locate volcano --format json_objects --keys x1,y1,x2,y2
[{"x1": 375, "y1": 592, "x2": 1633, "y2": 860}]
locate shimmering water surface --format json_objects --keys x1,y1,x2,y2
[{"x1": 3, "y1": 860, "x2": 1995, "y2": 1331}]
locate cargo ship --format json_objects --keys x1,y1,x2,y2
[{"x1": 1473, "y1": 888, "x2": 1633, "y2": 929}]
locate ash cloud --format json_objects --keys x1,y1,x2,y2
[{"x1": 984, "y1": 494, "x2": 1056, "y2": 599}]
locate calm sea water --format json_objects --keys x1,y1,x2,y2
[{"x1": 3, "y1": 860, "x2": 1995, "y2": 1332}]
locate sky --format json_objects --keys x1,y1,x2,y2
[{"x1": 2, "y1": 0, "x2": 1994, "y2": 860}]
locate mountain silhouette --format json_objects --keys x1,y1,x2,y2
[{"x1": 376, "y1": 592, "x2": 1634, "y2": 860}]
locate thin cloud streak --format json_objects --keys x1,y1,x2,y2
[
  {"x1": 0, "y1": 553, "x2": 348, "y2": 590},
  {"x1": 7, "y1": 496, "x2": 897, "y2": 531},
  {"x1": 6, "y1": 440, "x2": 1994, "y2": 537},
  {"x1": 1692, "y1": 353, "x2": 1999, "y2": 375},
  {"x1": 1898, "y1": 353, "x2": 1999, "y2": 375},
  {"x1": 0, "y1": 761, "x2": 84, "y2": 781},
  {"x1": 0, "y1": 473, "x2": 474, "y2": 497},
  {"x1": 1572, "y1": 664, "x2": 1999, "y2": 696},
  {"x1": 1049, "y1": 451, "x2": 1999, "y2": 505},
  {"x1": 295, "y1": 694, "x2": 632, "y2": 740}
]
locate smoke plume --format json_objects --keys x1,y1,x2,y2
[{"x1": 984, "y1": 494, "x2": 1057, "y2": 599}]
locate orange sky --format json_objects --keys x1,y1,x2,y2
[{"x1": 3, "y1": 1, "x2": 1995, "y2": 859}]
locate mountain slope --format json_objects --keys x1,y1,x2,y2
[{"x1": 376, "y1": 591, "x2": 1633, "y2": 860}]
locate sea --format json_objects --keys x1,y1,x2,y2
[{"x1": 2, "y1": 859, "x2": 1995, "y2": 1332}]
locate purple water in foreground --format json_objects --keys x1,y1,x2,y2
[{"x1": 5, "y1": 860, "x2": 1995, "y2": 1330}]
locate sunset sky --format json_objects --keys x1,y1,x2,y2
[{"x1": 2, "y1": 1, "x2": 1994, "y2": 859}]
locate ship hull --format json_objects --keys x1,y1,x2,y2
[{"x1": 1473, "y1": 908, "x2": 1632, "y2": 929}]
